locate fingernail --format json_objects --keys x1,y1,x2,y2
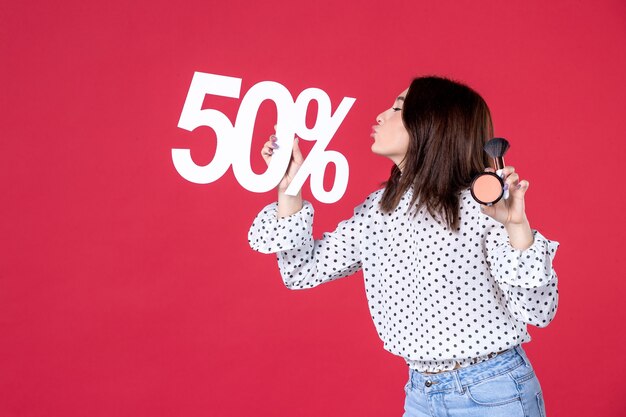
[
  {"x1": 272, "y1": 142, "x2": 279, "y2": 148},
  {"x1": 270, "y1": 135, "x2": 277, "y2": 141},
  {"x1": 503, "y1": 183, "x2": 509, "y2": 191}
]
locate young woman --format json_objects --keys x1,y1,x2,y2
[{"x1": 248, "y1": 76, "x2": 559, "y2": 417}]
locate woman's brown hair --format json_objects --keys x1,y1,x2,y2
[{"x1": 379, "y1": 76, "x2": 494, "y2": 231}]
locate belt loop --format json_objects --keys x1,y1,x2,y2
[
  {"x1": 514, "y1": 345, "x2": 531, "y2": 368},
  {"x1": 453, "y1": 370, "x2": 464, "y2": 394},
  {"x1": 409, "y1": 367, "x2": 414, "y2": 390}
]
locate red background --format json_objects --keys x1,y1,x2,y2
[{"x1": 2, "y1": 1, "x2": 625, "y2": 416}]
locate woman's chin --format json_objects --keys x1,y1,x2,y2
[{"x1": 370, "y1": 146, "x2": 387, "y2": 158}]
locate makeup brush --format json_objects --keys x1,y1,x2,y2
[{"x1": 483, "y1": 137, "x2": 510, "y2": 199}]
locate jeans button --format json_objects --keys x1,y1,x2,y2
[{"x1": 425, "y1": 380, "x2": 432, "y2": 387}]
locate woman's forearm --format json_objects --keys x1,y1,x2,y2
[
  {"x1": 277, "y1": 190, "x2": 303, "y2": 218},
  {"x1": 505, "y1": 219, "x2": 534, "y2": 251}
]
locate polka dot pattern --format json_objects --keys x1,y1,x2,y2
[{"x1": 248, "y1": 187, "x2": 560, "y2": 372}]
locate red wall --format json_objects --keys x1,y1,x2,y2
[{"x1": 2, "y1": 1, "x2": 625, "y2": 416}]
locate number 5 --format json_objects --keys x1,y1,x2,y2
[{"x1": 172, "y1": 72, "x2": 241, "y2": 184}]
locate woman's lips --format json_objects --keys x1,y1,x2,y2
[{"x1": 371, "y1": 126, "x2": 377, "y2": 139}]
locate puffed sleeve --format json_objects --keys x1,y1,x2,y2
[
  {"x1": 248, "y1": 195, "x2": 375, "y2": 290},
  {"x1": 484, "y1": 222, "x2": 560, "y2": 328}
]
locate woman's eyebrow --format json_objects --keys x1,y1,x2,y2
[{"x1": 396, "y1": 96, "x2": 405, "y2": 102}]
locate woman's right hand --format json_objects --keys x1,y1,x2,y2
[{"x1": 261, "y1": 125, "x2": 305, "y2": 193}]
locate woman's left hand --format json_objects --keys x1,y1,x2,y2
[{"x1": 480, "y1": 166, "x2": 530, "y2": 226}]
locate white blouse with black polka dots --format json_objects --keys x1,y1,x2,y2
[{"x1": 248, "y1": 187, "x2": 560, "y2": 373}]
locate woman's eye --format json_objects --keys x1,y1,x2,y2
[{"x1": 392, "y1": 107, "x2": 402, "y2": 112}]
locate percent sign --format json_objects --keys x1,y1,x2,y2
[
  {"x1": 279, "y1": 88, "x2": 355, "y2": 202},
  {"x1": 173, "y1": 72, "x2": 356, "y2": 204}
]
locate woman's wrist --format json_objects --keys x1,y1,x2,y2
[
  {"x1": 505, "y1": 218, "x2": 534, "y2": 251},
  {"x1": 277, "y1": 190, "x2": 303, "y2": 218}
]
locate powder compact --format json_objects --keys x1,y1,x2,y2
[{"x1": 470, "y1": 137, "x2": 510, "y2": 206}]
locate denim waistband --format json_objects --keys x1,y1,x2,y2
[{"x1": 407, "y1": 345, "x2": 532, "y2": 394}]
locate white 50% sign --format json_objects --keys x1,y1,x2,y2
[{"x1": 172, "y1": 72, "x2": 356, "y2": 203}]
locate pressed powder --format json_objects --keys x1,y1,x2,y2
[{"x1": 470, "y1": 173, "x2": 504, "y2": 205}]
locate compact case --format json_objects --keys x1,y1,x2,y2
[{"x1": 470, "y1": 137, "x2": 510, "y2": 206}]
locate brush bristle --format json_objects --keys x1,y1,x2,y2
[{"x1": 483, "y1": 137, "x2": 510, "y2": 158}]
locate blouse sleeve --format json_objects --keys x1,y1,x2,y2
[
  {"x1": 484, "y1": 222, "x2": 560, "y2": 328},
  {"x1": 248, "y1": 196, "x2": 373, "y2": 290}
]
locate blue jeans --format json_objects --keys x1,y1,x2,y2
[{"x1": 402, "y1": 345, "x2": 546, "y2": 417}]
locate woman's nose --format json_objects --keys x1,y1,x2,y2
[{"x1": 376, "y1": 113, "x2": 384, "y2": 124}]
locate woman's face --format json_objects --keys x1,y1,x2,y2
[{"x1": 371, "y1": 88, "x2": 410, "y2": 171}]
